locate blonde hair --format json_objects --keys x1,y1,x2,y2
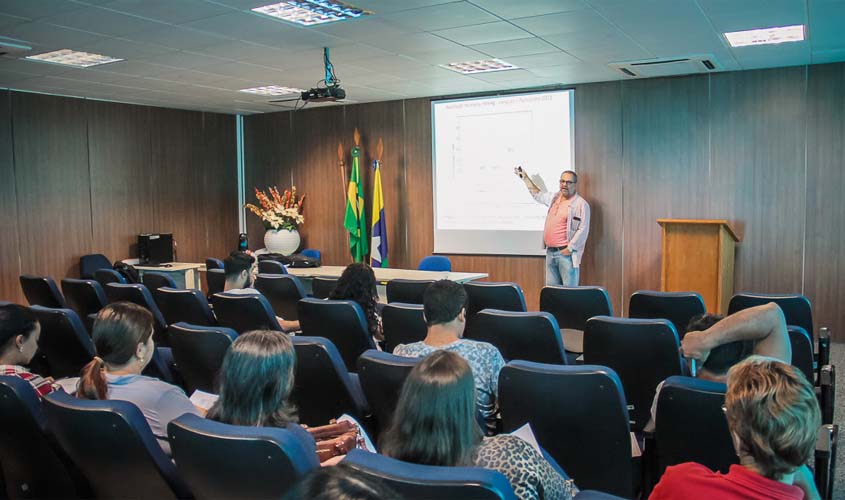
[{"x1": 725, "y1": 356, "x2": 820, "y2": 479}]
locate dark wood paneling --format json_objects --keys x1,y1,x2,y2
[
  {"x1": 0, "y1": 90, "x2": 22, "y2": 303},
  {"x1": 404, "y1": 98, "x2": 435, "y2": 271},
  {"x1": 575, "y1": 81, "x2": 624, "y2": 314},
  {"x1": 709, "y1": 67, "x2": 806, "y2": 295},
  {"x1": 199, "y1": 112, "x2": 239, "y2": 260},
  {"x1": 805, "y1": 62, "x2": 845, "y2": 336},
  {"x1": 12, "y1": 92, "x2": 92, "y2": 280},
  {"x1": 622, "y1": 75, "x2": 711, "y2": 309}
]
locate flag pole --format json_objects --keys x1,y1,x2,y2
[{"x1": 338, "y1": 142, "x2": 349, "y2": 256}]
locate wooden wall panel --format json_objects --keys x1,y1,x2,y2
[
  {"x1": 403, "y1": 98, "x2": 435, "y2": 271},
  {"x1": 88, "y1": 101, "x2": 154, "y2": 260},
  {"x1": 575, "y1": 81, "x2": 624, "y2": 314},
  {"x1": 805, "y1": 63, "x2": 845, "y2": 335},
  {"x1": 709, "y1": 67, "x2": 806, "y2": 294},
  {"x1": 12, "y1": 92, "x2": 92, "y2": 280},
  {"x1": 0, "y1": 90, "x2": 23, "y2": 304},
  {"x1": 622, "y1": 75, "x2": 711, "y2": 307},
  {"x1": 198, "y1": 112, "x2": 239, "y2": 260}
]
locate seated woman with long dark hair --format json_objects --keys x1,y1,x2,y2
[
  {"x1": 77, "y1": 302, "x2": 200, "y2": 455},
  {"x1": 380, "y1": 350, "x2": 577, "y2": 500},
  {"x1": 0, "y1": 304, "x2": 56, "y2": 397},
  {"x1": 329, "y1": 262, "x2": 383, "y2": 343}
]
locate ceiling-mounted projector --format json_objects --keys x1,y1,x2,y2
[{"x1": 270, "y1": 47, "x2": 346, "y2": 108}]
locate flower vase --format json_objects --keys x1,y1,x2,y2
[{"x1": 264, "y1": 229, "x2": 300, "y2": 256}]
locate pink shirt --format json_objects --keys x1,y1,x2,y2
[{"x1": 543, "y1": 195, "x2": 571, "y2": 247}]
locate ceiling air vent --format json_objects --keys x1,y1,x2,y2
[
  {"x1": 0, "y1": 39, "x2": 32, "y2": 58},
  {"x1": 609, "y1": 54, "x2": 721, "y2": 78}
]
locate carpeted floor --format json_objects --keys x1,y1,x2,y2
[{"x1": 830, "y1": 342, "x2": 844, "y2": 496}]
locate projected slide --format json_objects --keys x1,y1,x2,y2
[{"x1": 432, "y1": 90, "x2": 574, "y2": 255}]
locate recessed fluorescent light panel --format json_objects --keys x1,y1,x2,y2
[
  {"x1": 441, "y1": 59, "x2": 519, "y2": 74},
  {"x1": 239, "y1": 85, "x2": 305, "y2": 96},
  {"x1": 252, "y1": 1, "x2": 370, "y2": 26},
  {"x1": 724, "y1": 25, "x2": 805, "y2": 47},
  {"x1": 25, "y1": 49, "x2": 122, "y2": 68}
]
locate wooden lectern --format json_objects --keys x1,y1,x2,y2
[{"x1": 657, "y1": 219, "x2": 741, "y2": 314}]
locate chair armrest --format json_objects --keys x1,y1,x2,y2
[
  {"x1": 819, "y1": 364, "x2": 835, "y2": 426},
  {"x1": 818, "y1": 327, "x2": 831, "y2": 368},
  {"x1": 814, "y1": 424, "x2": 837, "y2": 500},
  {"x1": 640, "y1": 431, "x2": 658, "y2": 498}
]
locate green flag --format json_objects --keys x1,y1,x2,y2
[{"x1": 344, "y1": 146, "x2": 368, "y2": 262}]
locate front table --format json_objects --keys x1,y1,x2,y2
[{"x1": 135, "y1": 262, "x2": 204, "y2": 290}]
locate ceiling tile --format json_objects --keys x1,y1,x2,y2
[
  {"x1": 0, "y1": 0, "x2": 86, "y2": 21},
  {"x1": 76, "y1": 37, "x2": 175, "y2": 59},
  {"x1": 312, "y1": 18, "x2": 413, "y2": 42},
  {"x1": 0, "y1": 13, "x2": 29, "y2": 29},
  {"x1": 381, "y1": 2, "x2": 499, "y2": 32},
  {"x1": 506, "y1": 51, "x2": 581, "y2": 68},
  {"x1": 511, "y1": 10, "x2": 615, "y2": 37},
  {"x1": 125, "y1": 25, "x2": 232, "y2": 50},
  {"x1": 39, "y1": 7, "x2": 168, "y2": 37},
  {"x1": 362, "y1": 32, "x2": 460, "y2": 54},
  {"x1": 470, "y1": 0, "x2": 588, "y2": 20},
  {"x1": 433, "y1": 21, "x2": 533, "y2": 45},
  {"x1": 2, "y1": 22, "x2": 109, "y2": 50},
  {"x1": 101, "y1": 0, "x2": 233, "y2": 25},
  {"x1": 470, "y1": 37, "x2": 560, "y2": 58},
  {"x1": 407, "y1": 46, "x2": 489, "y2": 65},
  {"x1": 697, "y1": 0, "x2": 806, "y2": 32}
]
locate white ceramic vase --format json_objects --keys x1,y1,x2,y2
[{"x1": 264, "y1": 229, "x2": 300, "y2": 256}]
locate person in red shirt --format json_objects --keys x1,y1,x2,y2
[
  {"x1": 0, "y1": 304, "x2": 57, "y2": 397},
  {"x1": 650, "y1": 356, "x2": 821, "y2": 500}
]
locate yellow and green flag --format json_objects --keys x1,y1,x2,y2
[{"x1": 344, "y1": 146, "x2": 368, "y2": 262}]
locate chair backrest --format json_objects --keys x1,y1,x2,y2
[
  {"x1": 655, "y1": 376, "x2": 736, "y2": 475},
  {"x1": 382, "y1": 303, "x2": 428, "y2": 354},
  {"x1": 386, "y1": 279, "x2": 434, "y2": 304},
  {"x1": 168, "y1": 322, "x2": 237, "y2": 394},
  {"x1": 628, "y1": 290, "x2": 706, "y2": 338},
  {"x1": 311, "y1": 276, "x2": 339, "y2": 299},
  {"x1": 539, "y1": 286, "x2": 613, "y2": 331},
  {"x1": 0, "y1": 376, "x2": 86, "y2": 499},
  {"x1": 583, "y1": 316, "x2": 683, "y2": 432},
  {"x1": 19, "y1": 275, "x2": 66, "y2": 308},
  {"x1": 154, "y1": 287, "x2": 217, "y2": 327},
  {"x1": 104, "y1": 283, "x2": 169, "y2": 343},
  {"x1": 61, "y1": 278, "x2": 107, "y2": 320},
  {"x1": 467, "y1": 309, "x2": 567, "y2": 364},
  {"x1": 499, "y1": 361, "x2": 632, "y2": 497},
  {"x1": 788, "y1": 325, "x2": 815, "y2": 383},
  {"x1": 417, "y1": 255, "x2": 452, "y2": 272},
  {"x1": 206, "y1": 269, "x2": 226, "y2": 297},
  {"x1": 343, "y1": 449, "x2": 516, "y2": 500},
  {"x1": 356, "y1": 350, "x2": 419, "y2": 442},
  {"x1": 464, "y1": 282, "x2": 527, "y2": 318},
  {"x1": 254, "y1": 274, "x2": 307, "y2": 321},
  {"x1": 142, "y1": 272, "x2": 177, "y2": 292},
  {"x1": 205, "y1": 257, "x2": 224, "y2": 270},
  {"x1": 42, "y1": 390, "x2": 191, "y2": 500},
  {"x1": 168, "y1": 413, "x2": 318, "y2": 500},
  {"x1": 301, "y1": 248, "x2": 321, "y2": 260},
  {"x1": 80, "y1": 253, "x2": 112, "y2": 279},
  {"x1": 728, "y1": 293, "x2": 814, "y2": 342},
  {"x1": 290, "y1": 336, "x2": 369, "y2": 426},
  {"x1": 93, "y1": 268, "x2": 126, "y2": 287},
  {"x1": 297, "y1": 298, "x2": 376, "y2": 372},
  {"x1": 258, "y1": 260, "x2": 287, "y2": 275},
  {"x1": 29, "y1": 306, "x2": 96, "y2": 379},
  {"x1": 211, "y1": 291, "x2": 283, "y2": 333}
]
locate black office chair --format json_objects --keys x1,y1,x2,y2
[
  {"x1": 654, "y1": 376, "x2": 735, "y2": 476},
  {"x1": 104, "y1": 283, "x2": 169, "y2": 344},
  {"x1": 205, "y1": 257, "x2": 224, "y2": 270},
  {"x1": 583, "y1": 316, "x2": 683, "y2": 432},
  {"x1": 93, "y1": 268, "x2": 126, "y2": 288},
  {"x1": 142, "y1": 272, "x2": 177, "y2": 293},
  {"x1": 464, "y1": 281, "x2": 527, "y2": 317},
  {"x1": 356, "y1": 350, "x2": 419, "y2": 442},
  {"x1": 499, "y1": 361, "x2": 632, "y2": 497},
  {"x1": 168, "y1": 413, "x2": 318, "y2": 500},
  {"x1": 255, "y1": 274, "x2": 307, "y2": 321},
  {"x1": 467, "y1": 309, "x2": 567, "y2": 364},
  {"x1": 0, "y1": 376, "x2": 89, "y2": 499},
  {"x1": 258, "y1": 260, "x2": 287, "y2": 275},
  {"x1": 290, "y1": 336, "x2": 369, "y2": 427},
  {"x1": 154, "y1": 287, "x2": 217, "y2": 327},
  {"x1": 29, "y1": 306, "x2": 96, "y2": 379},
  {"x1": 43, "y1": 390, "x2": 192, "y2": 500},
  {"x1": 539, "y1": 286, "x2": 613, "y2": 354},
  {"x1": 297, "y1": 298, "x2": 376, "y2": 372},
  {"x1": 311, "y1": 276, "x2": 339, "y2": 299},
  {"x1": 80, "y1": 253, "x2": 112, "y2": 279},
  {"x1": 385, "y1": 279, "x2": 434, "y2": 304},
  {"x1": 382, "y1": 302, "x2": 427, "y2": 353},
  {"x1": 628, "y1": 290, "x2": 706, "y2": 339},
  {"x1": 19, "y1": 275, "x2": 66, "y2": 308},
  {"x1": 61, "y1": 278, "x2": 107, "y2": 330},
  {"x1": 206, "y1": 268, "x2": 226, "y2": 298},
  {"x1": 342, "y1": 448, "x2": 516, "y2": 499},
  {"x1": 789, "y1": 325, "x2": 815, "y2": 383},
  {"x1": 212, "y1": 291, "x2": 283, "y2": 333},
  {"x1": 168, "y1": 322, "x2": 238, "y2": 394}
]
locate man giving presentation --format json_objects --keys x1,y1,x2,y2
[{"x1": 515, "y1": 167, "x2": 590, "y2": 286}]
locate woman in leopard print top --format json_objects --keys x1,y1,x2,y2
[{"x1": 381, "y1": 350, "x2": 577, "y2": 500}]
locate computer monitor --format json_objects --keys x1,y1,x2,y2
[{"x1": 138, "y1": 233, "x2": 173, "y2": 265}]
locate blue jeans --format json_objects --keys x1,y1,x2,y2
[{"x1": 546, "y1": 249, "x2": 579, "y2": 287}]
